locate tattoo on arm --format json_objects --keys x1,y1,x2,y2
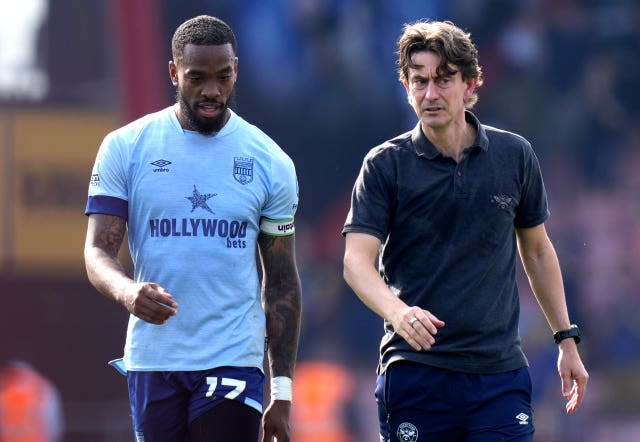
[
  {"x1": 85, "y1": 214, "x2": 129, "y2": 299},
  {"x1": 258, "y1": 233, "x2": 302, "y2": 378},
  {"x1": 94, "y1": 215, "x2": 126, "y2": 257}
]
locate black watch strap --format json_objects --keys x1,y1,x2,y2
[{"x1": 553, "y1": 324, "x2": 581, "y2": 344}]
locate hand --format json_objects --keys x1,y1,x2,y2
[
  {"x1": 261, "y1": 399, "x2": 291, "y2": 442},
  {"x1": 392, "y1": 306, "x2": 445, "y2": 351},
  {"x1": 122, "y1": 282, "x2": 178, "y2": 324},
  {"x1": 557, "y1": 340, "x2": 589, "y2": 414}
]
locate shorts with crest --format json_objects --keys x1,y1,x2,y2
[{"x1": 376, "y1": 361, "x2": 534, "y2": 442}]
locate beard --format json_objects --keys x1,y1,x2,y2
[{"x1": 175, "y1": 89, "x2": 236, "y2": 135}]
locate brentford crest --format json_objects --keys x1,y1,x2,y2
[
  {"x1": 233, "y1": 156, "x2": 254, "y2": 185},
  {"x1": 397, "y1": 422, "x2": 418, "y2": 442}
]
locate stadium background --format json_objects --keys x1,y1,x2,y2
[{"x1": 0, "y1": 0, "x2": 638, "y2": 440}]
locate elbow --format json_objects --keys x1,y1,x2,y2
[
  {"x1": 342, "y1": 252, "x2": 357, "y2": 288},
  {"x1": 343, "y1": 233, "x2": 379, "y2": 288},
  {"x1": 342, "y1": 262, "x2": 350, "y2": 286},
  {"x1": 83, "y1": 250, "x2": 99, "y2": 285},
  {"x1": 83, "y1": 245, "x2": 94, "y2": 274}
]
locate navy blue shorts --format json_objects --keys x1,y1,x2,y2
[
  {"x1": 375, "y1": 361, "x2": 534, "y2": 442},
  {"x1": 127, "y1": 366, "x2": 264, "y2": 442}
]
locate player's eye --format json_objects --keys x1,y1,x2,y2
[{"x1": 412, "y1": 78, "x2": 427, "y2": 89}]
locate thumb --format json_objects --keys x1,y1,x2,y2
[{"x1": 561, "y1": 371, "x2": 573, "y2": 397}]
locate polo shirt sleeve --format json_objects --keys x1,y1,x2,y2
[
  {"x1": 342, "y1": 148, "x2": 393, "y2": 241},
  {"x1": 514, "y1": 143, "x2": 549, "y2": 228}
]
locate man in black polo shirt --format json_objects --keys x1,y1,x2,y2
[{"x1": 342, "y1": 20, "x2": 588, "y2": 441}]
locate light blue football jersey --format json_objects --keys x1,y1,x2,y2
[{"x1": 86, "y1": 106, "x2": 298, "y2": 372}]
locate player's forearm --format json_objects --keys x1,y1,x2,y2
[
  {"x1": 521, "y1": 243, "x2": 572, "y2": 332},
  {"x1": 84, "y1": 246, "x2": 134, "y2": 305},
  {"x1": 344, "y1": 253, "x2": 405, "y2": 322},
  {"x1": 85, "y1": 214, "x2": 133, "y2": 305},
  {"x1": 264, "y1": 272, "x2": 301, "y2": 378},
  {"x1": 258, "y1": 233, "x2": 302, "y2": 378}
]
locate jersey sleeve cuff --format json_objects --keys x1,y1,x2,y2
[{"x1": 85, "y1": 195, "x2": 128, "y2": 220}]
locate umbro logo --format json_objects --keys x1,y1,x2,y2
[
  {"x1": 516, "y1": 412, "x2": 530, "y2": 425},
  {"x1": 151, "y1": 159, "x2": 171, "y2": 172}
]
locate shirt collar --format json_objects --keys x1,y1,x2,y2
[{"x1": 411, "y1": 110, "x2": 489, "y2": 159}]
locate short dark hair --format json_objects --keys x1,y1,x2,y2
[
  {"x1": 398, "y1": 20, "x2": 483, "y2": 108},
  {"x1": 171, "y1": 15, "x2": 237, "y2": 62}
]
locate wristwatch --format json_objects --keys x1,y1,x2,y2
[{"x1": 553, "y1": 324, "x2": 581, "y2": 344}]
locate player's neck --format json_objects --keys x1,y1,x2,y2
[{"x1": 422, "y1": 118, "x2": 475, "y2": 163}]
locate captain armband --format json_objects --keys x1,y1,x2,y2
[{"x1": 260, "y1": 218, "x2": 295, "y2": 236}]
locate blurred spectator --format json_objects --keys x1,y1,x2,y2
[
  {"x1": 0, "y1": 361, "x2": 63, "y2": 442},
  {"x1": 291, "y1": 360, "x2": 356, "y2": 442}
]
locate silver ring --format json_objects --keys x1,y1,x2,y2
[{"x1": 409, "y1": 317, "x2": 419, "y2": 327}]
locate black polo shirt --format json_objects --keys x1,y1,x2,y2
[{"x1": 343, "y1": 111, "x2": 549, "y2": 374}]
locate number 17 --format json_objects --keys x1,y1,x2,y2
[{"x1": 205, "y1": 376, "x2": 246, "y2": 399}]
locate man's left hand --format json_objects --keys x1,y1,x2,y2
[
  {"x1": 558, "y1": 340, "x2": 589, "y2": 414},
  {"x1": 262, "y1": 399, "x2": 291, "y2": 442}
]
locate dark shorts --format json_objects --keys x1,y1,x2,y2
[
  {"x1": 375, "y1": 361, "x2": 534, "y2": 442},
  {"x1": 127, "y1": 366, "x2": 264, "y2": 442}
]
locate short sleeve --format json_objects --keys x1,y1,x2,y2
[
  {"x1": 514, "y1": 144, "x2": 549, "y2": 228},
  {"x1": 342, "y1": 149, "x2": 393, "y2": 241},
  {"x1": 85, "y1": 132, "x2": 129, "y2": 218},
  {"x1": 260, "y1": 154, "x2": 298, "y2": 236}
]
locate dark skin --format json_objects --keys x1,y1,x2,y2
[
  {"x1": 170, "y1": 43, "x2": 237, "y2": 134},
  {"x1": 257, "y1": 233, "x2": 301, "y2": 442},
  {"x1": 84, "y1": 215, "x2": 301, "y2": 441},
  {"x1": 84, "y1": 42, "x2": 302, "y2": 442},
  {"x1": 84, "y1": 214, "x2": 178, "y2": 323}
]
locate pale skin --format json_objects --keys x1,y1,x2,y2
[
  {"x1": 343, "y1": 49, "x2": 588, "y2": 415},
  {"x1": 85, "y1": 42, "x2": 301, "y2": 442}
]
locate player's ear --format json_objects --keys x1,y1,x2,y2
[
  {"x1": 169, "y1": 60, "x2": 178, "y2": 86},
  {"x1": 401, "y1": 79, "x2": 414, "y2": 107},
  {"x1": 401, "y1": 79, "x2": 410, "y2": 94},
  {"x1": 463, "y1": 77, "x2": 478, "y2": 101},
  {"x1": 232, "y1": 57, "x2": 239, "y2": 82}
]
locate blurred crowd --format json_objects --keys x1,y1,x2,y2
[{"x1": 3, "y1": 0, "x2": 638, "y2": 440}]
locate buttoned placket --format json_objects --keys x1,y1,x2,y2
[{"x1": 454, "y1": 154, "x2": 469, "y2": 198}]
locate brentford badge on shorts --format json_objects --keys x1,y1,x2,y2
[
  {"x1": 233, "y1": 156, "x2": 254, "y2": 185},
  {"x1": 397, "y1": 422, "x2": 418, "y2": 442}
]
